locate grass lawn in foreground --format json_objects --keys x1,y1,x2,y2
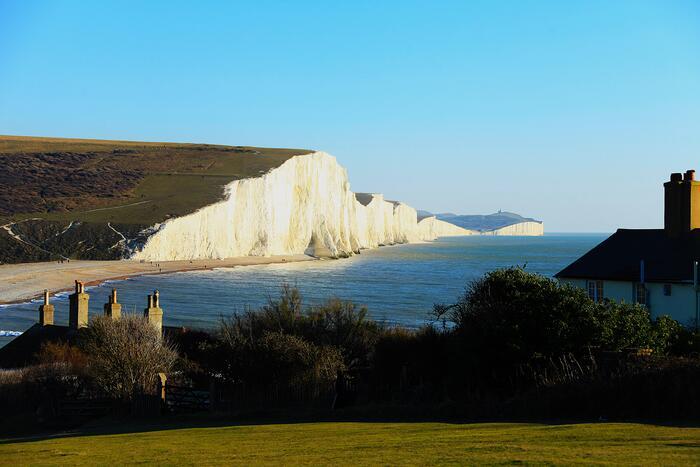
[{"x1": 1, "y1": 421, "x2": 698, "y2": 465}]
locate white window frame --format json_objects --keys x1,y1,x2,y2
[
  {"x1": 587, "y1": 280, "x2": 604, "y2": 302},
  {"x1": 634, "y1": 283, "x2": 648, "y2": 307}
]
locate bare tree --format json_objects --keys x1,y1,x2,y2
[{"x1": 80, "y1": 315, "x2": 178, "y2": 400}]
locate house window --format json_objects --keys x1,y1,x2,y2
[
  {"x1": 587, "y1": 280, "x2": 604, "y2": 302},
  {"x1": 635, "y1": 283, "x2": 648, "y2": 306},
  {"x1": 663, "y1": 284, "x2": 672, "y2": 296}
]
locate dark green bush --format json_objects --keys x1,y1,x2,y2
[
  {"x1": 435, "y1": 267, "x2": 601, "y2": 364},
  {"x1": 596, "y1": 299, "x2": 654, "y2": 351},
  {"x1": 371, "y1": 326, "x2": 452, "y2": 401},
  {"x1": 212, "y1": 285, "x2": 306, "y2": 343},
  {"x1": 665, "y1": 325, "x2": 700, "y2": 356},
  {"x1": 253, "y1": 331, "x2": 344, "y2": 385},
  {"x1": 208, "y1": 324, "x2": 344, "y2": 386},
  {"x1": 649, "y1": 315, "x2": 684, "y2": 355},
  {"x1": 435, "y1": 267, "x2": 682, "y2": 363},
  {"x1": 211, "y1": 285, "x2": 380, "y2": 370},
  {"x1": 300, "y1": 298, "x2": 381, "y2": 368}
]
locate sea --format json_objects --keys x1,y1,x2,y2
[{"x1": 0, "y1": 234, "x2": 608, "y2": 348}]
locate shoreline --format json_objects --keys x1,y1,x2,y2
[{"x1": 0, "y1": 255, "x2": 316, "y2": 306}]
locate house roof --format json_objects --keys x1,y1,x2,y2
[
  {"x1": 555, "y1": 229, "x2": 700, "y2": 283},
  {"x1": 0, "y1": 324, "x2": 77, "y2": 369},
  {"x1": 0, "y1": 324, "x2": 187, "y2": 369}
]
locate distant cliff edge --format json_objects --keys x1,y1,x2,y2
[{"x1": 418, "y1": 211, "x2": 544, "y2": 236}]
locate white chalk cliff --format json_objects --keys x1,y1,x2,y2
[
  {"x1": 131, "y1": 152, "x2": 472, "y2": 261},
  {"x1": 480, "y1": 221, "x2": 544, "y2": 236}
]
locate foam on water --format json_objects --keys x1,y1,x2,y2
[{"x1": 0, "y1": 330, "x2": 22, "y2": 337}]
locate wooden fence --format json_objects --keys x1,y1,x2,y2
[
  {"x1": 211, "y1": 379, "x2": 337, "y2": 413},
  {"x1": 55, "y1": 373, "x2": 361, "y2": 418},
  {"x1": 166, "y1": 385, "x2": 210, "y2": 412}
]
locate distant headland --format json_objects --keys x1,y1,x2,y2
[{"x1": 418, "y1": 210, "x2": 544, "y2": 236}]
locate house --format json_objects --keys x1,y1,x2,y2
[
  {"x1": 0, "y1": 282, "x2": 174, "y2": 369},
  {"x1": 556, "y1": 170, "x2": 700, "y2": 328}
]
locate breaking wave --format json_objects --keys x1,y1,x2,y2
[{"x1": 0, "y1": 330, "x2": 22, "y2": 337}]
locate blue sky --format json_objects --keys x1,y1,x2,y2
[{"x1": 1, "y1": 1, "x2": 699, "y2": 232}]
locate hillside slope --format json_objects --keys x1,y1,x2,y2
[{"x1": 0, "y1": 136, "x2": 308, "y2": 262}]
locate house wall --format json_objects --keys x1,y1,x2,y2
[{"x1": 559, "y1": 278, "x2": 698, "y2": 327}]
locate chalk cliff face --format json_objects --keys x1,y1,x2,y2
[
  {"x1": 480, "y1": 221, "x2": 544, "y2": 236},
  {"x1": 417, "y1": 216, "x2": 474, "y2": 239},
  {"x1": 131, "y1": 152, "x2": 471, "y2": 261},
  {"x1": 429, "y1": 211, "x2": 544, "y2": 236}
]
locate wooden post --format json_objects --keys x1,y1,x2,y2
[
  {"x1": 209, "y1": 378, "x2": 219, "y2": 412},
  {"x1": 157, "y1": 372, "x2": 167, "y2": 405},
  {"x1": 156, "y1": 372, "x2": 167, "y2": 416}
]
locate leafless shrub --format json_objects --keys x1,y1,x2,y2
[
  {"x1": 37, "y1": 341, "x2": 89, "y2": 374},
  {"x1": 520, "y1": 352, "x2": 598, "y2": 389},
  {"x1": 80, "y1": 315, "x2": 178, "y2": 400},
  {"x1": 0, "y1": 367, "x2": 25, "y2": 387}
]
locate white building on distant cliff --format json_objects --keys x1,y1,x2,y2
[{"x1": 556, "y1": 170, "x2": 700, "y2": 328}]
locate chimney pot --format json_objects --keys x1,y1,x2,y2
[
  {"x1": 665, "y1": 169, "x2": 700, "y2": 237},
  {"x1": 69, "y1": 280, "x2": 89, "y2": 329},
  {"x1": 104, "y1": 288, "x2": 121, "y2": 319},
  {"x1": 39, "y1": 290, "x2": 54, "y2": 326},
  {"x1": 144, "y1": 291, "x2": 164, "y2": 334}
]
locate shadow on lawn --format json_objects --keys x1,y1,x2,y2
[{"x1": 2, "y1": 408, "x2": 699, "y2": 445}]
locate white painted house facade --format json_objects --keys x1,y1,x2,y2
[
  {"x1": 556, "y1": 170, "x2": 700, "y2": 328},
  {"x1": 558, "y1": 278, "x2": 698, "y2": 327}
]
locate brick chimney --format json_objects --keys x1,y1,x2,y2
[
  {"x1": 103, "y1": 288, "x2": 122, "y2": 319},
  {"x1": 39, "y1": 289, "x2": 54, "y2": 326},
  {"x1": 69, "y1": 280, "x2": 89, "y2": 330},
  {"x1": 144, "y1": 289, "x2": 164, "y2": 334},
  {"x1": 664, "y1": 170, "x2": 700, "y2": 237}
]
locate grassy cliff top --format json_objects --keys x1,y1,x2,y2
[{"x1": 0, "y1": 135, "x2": 310, "y2": 225}]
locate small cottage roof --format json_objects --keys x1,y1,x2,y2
[
  {"x1": 0, "y1": 324, "x2": 76, "y2": 369},
  {"x1": 555, "y1": 229, "x2": 700, "y2": 283},
  {"x1": 0, "y1": 324, "x2": 185, "y2": 369}
]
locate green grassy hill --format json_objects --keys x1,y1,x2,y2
[
  {"x1": 0, "y1": 421, "x2": 698, "y2": 464},
  {"x1": 0, "y1": 135, "x2": 309, "y2": 263}
]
